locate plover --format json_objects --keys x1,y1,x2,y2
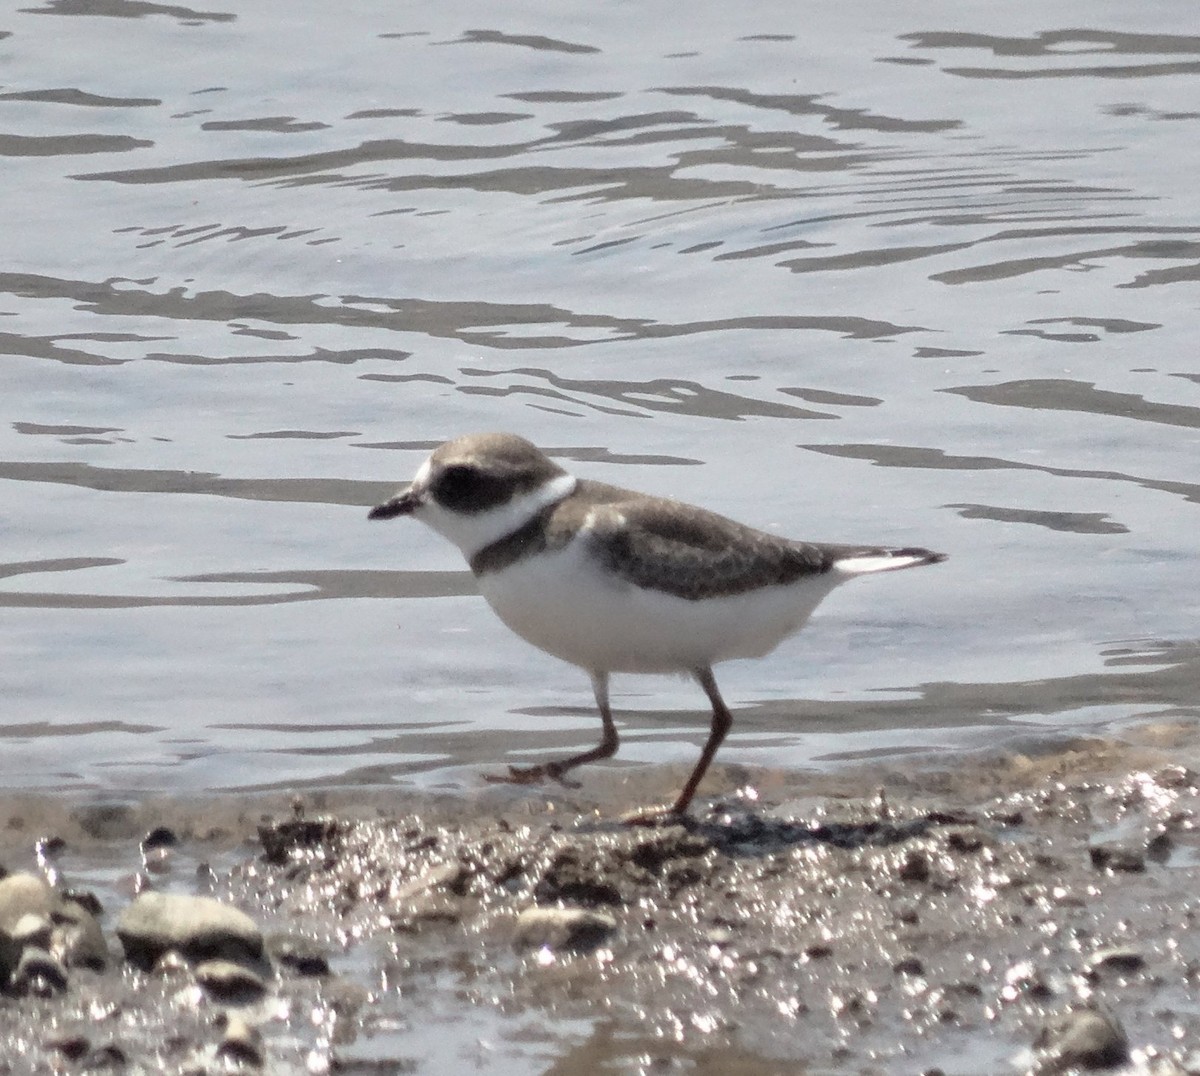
[{"x1": 369, "y1": 432, "x2": 945, "y2": 821}]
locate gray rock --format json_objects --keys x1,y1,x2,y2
[
  {"x1": 11, "y1": 946, "x2": 69, "y2": 996},
  {"x1": 53, "y1": 899, "x2": 108, "y2": 970},
  {"x1": 1086, "y1": 947, "x2": 1146, "y2": 977},
  {"x1": 1035, "y1": 1008, "x2": 1128, "y2": 1071},
  {"x1": 70, "y1": 803, "x2": 136, "y2": 841},
  {"x1": 514, "y1": 906, "x2": 617, "y2": 952},
  {"x1": 11, "y1": 913, "x2": 52, "y2": 952},
  {"x1": 0, "y1": 873, "x2": 58, "y2": 980},
  {"x1": 194, "y1": 958, "x2": 268, "y2": 1002},
  {"x1": 0, "y1": 873, "x2": 57, "y2": 930},
  {"x1": 269, "y1": 935, "x2": 331, "y2": 977},
  {"x1": 116, "y1": 892, "x2": 264, "y2": 971},
  {"x1": 44, "y1": 1031, "x2": 90, "y2": 1061},
  {"x1": 217, "y1": 1015, "x2": 265, "y2": 1067},
  {"x1": 1088, "y1": 842, "x2": 1145, "y2": 873}
]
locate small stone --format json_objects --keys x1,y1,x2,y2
[
  {"x1": 893, "y1": 956, "x2": 924, "y2": 976},
  {"x1": 1146, "y1": 831, "x2": 1174, "y2": 863},
  {"x1": 897, "y1": 850, "x2": 931, "y2": 883},
  {"x1": 217, "y1": 1015, "x2": 265, "y2": 1067},
  {"x1": 392, "y1": 862, "x2": 469, "y2": 902},
  {"x1": 943, "y1": 827, "x2": 988, "y2": 854},
  {"x1": 195, "y1": 959, "x2": 267, "y2": 1002},
  {"x1": 1035, "y1": 1008, "x2": 1128, "y2": 1070},
  {"x1": 11, "y1": 946, "x2": 69, "y2": 996},
  {"x1": 257, "y1": 817, "x2": 340, "y2": 865},
  {"x1": 116, "y1": 891, "x2": 264, "y2": 971},
  {"x1": 141, "y1": 826, "x2": 179, "y2": 851},
  {"x1": 1086, "y1": 947, "x2": 1145, "y2": 977},
  {"x1": 0, "y1": 873, "x2": 56, "y2": 929},
  {"x1": 45, "y1": 1032, "x2": 90, "y2": 1060},
  {"x1": 11, "y1": 913, "x2": 53, "y2": 951},
  {"x1": 87, "y1": 1043, "x2": 127, "y2": 1067},
  {"x1": 390, "y1": 892, "x2": 463, "y2": 932},
  {"x1": 35, "y1": 836, "x2": 66, "y2": 860},
  {"x1": 1088, "y1": 843, "x2": 1145, "y2": 873},
  {"x1": 514, "y1": 906, "x2": 617, "y2": 952},
  {"x1": 0, "y1": 873, "x2": 57, "y2": 978},
  {"x1": 704, "y1": 926, "x2": 733, "y2": 948},
  {"x1": 1004, "y1": 960, "x2": 1054, "y2": 999},
  {"x1": 271, "y1": 937, "x2": 330, "y2": 977},
  {"x1": 53, "y1": 900, "x2": 109, "y2": 970}
]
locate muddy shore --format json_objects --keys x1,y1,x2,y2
[{"x1": 2, "y1": 723, "x2": 1200, "y2": 1074}]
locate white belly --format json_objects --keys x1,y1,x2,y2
[{"x1": 476, "y1": 540, "x2": 844, "y2": 674}]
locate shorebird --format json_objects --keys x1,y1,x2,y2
[{"x1": 370, "y1": 433, "x2": 945, "y2": 821}]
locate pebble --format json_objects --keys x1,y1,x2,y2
[
  {"x1": 0, "y1": 873, "x2": 57, "y2": 933},
  {"x1": 271, "y1": 936, "x2": 331, "y2": 977},
  {"x1": 897, "y1": 849, "x2": 932, "y2": 883},
  {"x1": 10, "y1": 912, "x2": 52, "y2": 951},
  {"x1": 54, "y1": 899, "x2": 109, "y2": 970},
  {"x1": 194, "y1": 959, "x2": 268, "y2": 1002},
  {"x1": 1086, "y1": 947, "x2": 1146, "y2": 977},
  {"x1": 1088, "y1": 843, "x2": 1146, "y2": 873},
  {"x1": 217, "y1": 1015, "x2": 265, "y2": 1067},
  {"x1": 0, "y1": 872, "x2": 107, "y2": 984},
  {"x1": 141, "y1": 826, "x2": 179, "y2": 852},
  {"x1": 44, "y1": 1032, "x2": 90, "y2": 1061},
  {"x1": 1034, "y1": 1008, "x2": 1129, "y2": 1071},
  {"x1": 513, "y1": 906, "x2": 617, "y2": 952},
  {"x1": 11, "y1": 946, "x2": 69, "y2": 996},
  {"x1": 116, "y1": 891, "x2": 265, "y2": 971}
]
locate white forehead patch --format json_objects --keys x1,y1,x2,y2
[{"x1": 411, "y1": 456, "x2": 433, "y2": 488}]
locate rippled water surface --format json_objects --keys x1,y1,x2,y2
[{"x1": 2, "y1": 0, "x2": 1198, "y2": 796}]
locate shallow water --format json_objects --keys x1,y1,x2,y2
[{"x1": 2, "y1": 0, "x2": 1199, "y2": 797}]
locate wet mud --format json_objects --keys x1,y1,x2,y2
[{"x1": 2, "y1": 726, "x2": 1200, "y2": 1074}]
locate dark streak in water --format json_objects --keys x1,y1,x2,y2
[
  {"x1": 0, "y1": 273, "x2": 921, "y2": 346},
  {"x1": 0, "y1": 569, "x2": 473, "y2": 609},
  {"x1": 1, "y1": 719, "x2": 163, "y2": 737},
  {"x1": 0, "y1": 459, "x2": 383, "y2": 506},
  {"x1": 805, "y1": 442, "x2": 1200, "y2": 507},
  {"x1": 943, "y1": 62, "x2": 1200, "y2": 81},
  {"x1": 899, "y1": 30, "x2": 1200, "y2": 58},
  {"x1": 0, "y1": 89, "x2": 160, "y2": 108},
  {"x1": 944, "y1": 503, "x2": 1128, "y2": 535},
  {"x1": 656, "y1": 85, "x2": 961, "y2": 134},
  {"x1": 445, "y1": 29, "x2": 600, "y2": 55},
  {"x1": 29, "y1": 0, "x2": 235, "y2": 22},
  {"x1": 0, "y1": 134, "x2": 153, "y2": 157},
  {"x1": 933, "y1": 237, "x2": 1200, "y2": 285},
  {"x1": 943, "y1": 379, "x2": 1200, "y2": 430},
  {"x1": 0, "y1": 557, "x2": 124, "y2": 581},
  {"x1": 457, "y1": 367, "x2": 838, "y2": 421}
]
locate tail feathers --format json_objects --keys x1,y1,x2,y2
[{"x1": 833, "y1": 546, "x2": 947, "y2": 576}]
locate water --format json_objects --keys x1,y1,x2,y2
[{"x1": 2, "y1": 0, "x2": 1198, "y2": 797}]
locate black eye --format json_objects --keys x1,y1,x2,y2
[{"x1": 433, "y1": 464, "x2": 505, "y2": 513}]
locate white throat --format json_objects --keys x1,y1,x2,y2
[{"x1": 416, "y1": 472, "x2": 577, "y2": 559}]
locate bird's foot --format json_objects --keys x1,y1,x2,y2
[
  {"x1": 483, "y1": 762, "x2": 581, "y2": 789},
  {"x1": 619, "y1": 802, "x2": 685, "y2": 827}
]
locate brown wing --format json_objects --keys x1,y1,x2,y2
[{"x1": 579, "y1": 487, "x2": 847, "y2": 601}]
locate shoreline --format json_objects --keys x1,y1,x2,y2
[{"x1": 1, "y1": 720, "x2": 1198, "y2": 1073}]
